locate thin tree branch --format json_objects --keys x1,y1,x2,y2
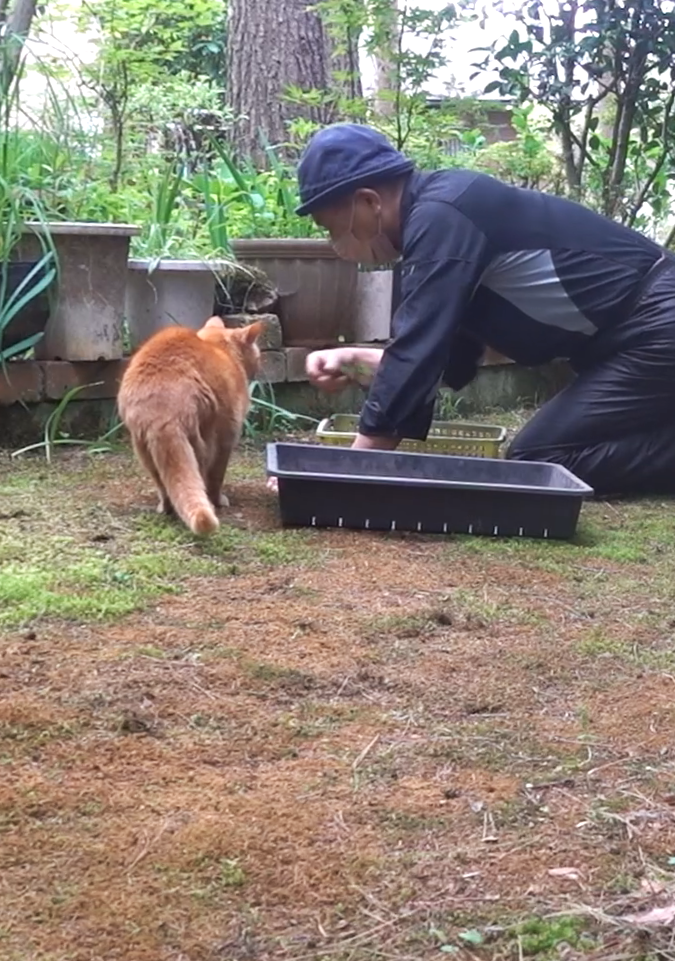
[
  {"x1": 394, "y1": 0, "x2": 405, "y2": 148},
  {"x1": 626, "y1": 87, "x2": 675, "y2": 226}
]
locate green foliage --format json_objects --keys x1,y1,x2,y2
[
  {"x1": 16, "y1": 0, "x2": 675, "y2": 272},
  {"x1": 473, "y1": 0, "x2": 675, "y2": 233},
  {"x1": 188, "y1": 141, "x2": 323, "y2": 248},
  {"x1": 288, "y1": 0, "x2": 461, "y2": 153},
  {"x1": 12, "y1": 383, "x2": 107, "y2": 462},
  {"x1": 45, "y1": 0, "x2": 227, "y2": 191},
  {"x1": 515, "y1": 915, "x2": 593, "y2": 955},
  {"x1": 471, "y1": 105, "x2": 561, "y2": 190},
  {"x1": 2, "y1": 1, "x2": 322, "y2": 252},
  {"x1": 143, "y1": 162, "x2": 187, "y2": 260},
  {"x1": 76, "y1": 0, "x2": 227, "y2": 87},
  {"x1": 245, "y1": 381, "x2": 319, "y2": 437},
  {"x1": 0, "y1": 66, "x2": 57, "y2": 363},
  {"x1": 0, "y1": 250, "x2": 56, "y2": 363}
]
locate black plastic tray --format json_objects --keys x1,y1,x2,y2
[{"x1": 266, "y1": 443, "x2": 593, "y2": 540}]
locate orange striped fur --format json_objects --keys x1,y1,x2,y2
[{"x1": 118, "y1": 317, "x2": 264, "y2": 535}]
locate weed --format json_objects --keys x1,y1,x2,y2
[
  {"x1": 514, "y1": 915, "x2": 595, "y2": 956},
  {"x1": 12, "y1": 384, "x2": 125, "y2": 461},
  {"x1": 135, "y1": 645, "x2": 167, "y2": 660},
  {"x1": 244, "y1": 660, "x2": 316, "y2": 692},
  {"x1": 252, "y1": 531, "x2": 315, "y2": 565},
  {"x1": 434, "y1": 388, "x2": 465, "y2": 420},
  {"x1": 0, "y1": 452, "x2": 319, "y2": 628},
  {"x1": 367, "y1": 608, "x2": 452, "y2": 640},
  {"x1": 576, "y1": 703, "x2": 592, "y2": 732},
  {"x1": 215, "y1": 858, "x2": 246, "y2": 889},
  {"x1": 576, "y1": 626, "x2": 630, "y2": 658},
  {"x1": 1, "y1": 719, "x2": 81, "y2": 746},
  {"x1": 245, "y1": 379, "x2": 318, "y2": 437},
  {"x1": 366, "y1": 593, "x2": 537, "y2": 644},
  {"x1": 155, "y1": 856, "x2": 247, "y2": 904}
]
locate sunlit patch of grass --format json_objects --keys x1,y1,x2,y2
[{"x1": 0, "y1": 450, "x2": 320, "y2": 629}]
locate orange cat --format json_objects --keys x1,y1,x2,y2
[{"x1": 118, "y1": 316, "x2": 264, "y2": 535}]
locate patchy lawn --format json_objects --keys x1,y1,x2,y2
[{"x1": 2, "y1": 440, "x2": 675, "y2": 961}]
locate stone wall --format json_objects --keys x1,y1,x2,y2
[
  {"x1": 0, "y1": 310, "x2": 520, "y2": 409},
  {"x1": 0, "y1": 310, "x2": 575, "y2": 445}
]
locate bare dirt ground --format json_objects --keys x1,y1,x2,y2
[{"x1": 2, "y1": 441, "x2": 675, "y2": 960}]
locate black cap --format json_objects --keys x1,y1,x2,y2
[{"x1": 296, "y1": 123, "x2": 414, "y2": 216}]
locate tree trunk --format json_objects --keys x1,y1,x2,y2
[
  {"x1": 226, "y1": 0, "x2": 360, "y2": 165},
  {"x1": 0, "y1": 0, "x2": 39, "y2": 99},
  {"x1": 372, "y1": 0, "x2": 398, "y2": 116}
]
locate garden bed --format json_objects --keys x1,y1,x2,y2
[{"x1": 2, "y1": 440, "x2": 675, "y2": 960}]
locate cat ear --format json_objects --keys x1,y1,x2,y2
[
  {"x1": 203, "y1": 316, "x2": 225, "y2": 329},
  {"x1": 239, "y1": 321, "x2": 265, "y2": 344}
]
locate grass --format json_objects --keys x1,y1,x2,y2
[
  {"x1": 364, "y1": 591, "x2": 547, "y2": 647},
  {"x1": 4, "y1": 442, "x2": 675, "y2": 961},
  {"x1": 0, "y1": 448, "x2": 319, "y2": 629},
  {"x1": 515, "y1": 916, "x2": 596, "y2": 956},
  {"x1": 453, "y1": 497, "x2": 675, "y2": 567}
]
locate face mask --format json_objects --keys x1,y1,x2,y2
[{"x1": 331, "y1": 200, "x2": 400, "y2": 266}]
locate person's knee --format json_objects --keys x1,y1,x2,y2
[
  {"x1": 505, "y1": 434, "x2": 552, "y2": 462},
  {"x1": 505, "y1": 438, "x2": 534, "y2": 462},
  {"x1": 505, "y1": 413, "x2": 558, "y2": 462},
  {"x1": 506, "y1": 436, "x2": 581, "y2": 474},
  {"x1": 506, "y1": 436, "x2": 605, "y2": 491}
]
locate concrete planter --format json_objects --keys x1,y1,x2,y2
[
  {"x1": 18, "y1": 222, "x2": 140, "y2": 361},
  {"x1": 231, "y1": 239, "x2": 357, "y2": 347},
  {"x1": 125, "y1": 259, "x2": 230, "y2": 348},
  {"x1": 355, "y1": 268, "x2": 394, "y2": 343}
]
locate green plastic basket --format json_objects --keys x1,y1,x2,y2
[{"x1": 316, "y1": 414, "x2": 508, "y2": 458}]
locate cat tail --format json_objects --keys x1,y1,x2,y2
[{"x1": 147, "y1": 430, "x2": 219, "y2": 535}]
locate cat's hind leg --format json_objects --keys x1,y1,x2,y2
[
  {"x1": 132, "y1": 435, "x2": 173, "y2": 514},
  {"x1": 206, "y1": 433, "x2": 236, "y2": 510}
]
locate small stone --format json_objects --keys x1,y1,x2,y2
[
  {"x1": 285, "y1": 347, "x2": 310, "y2": 382},
  {"x1": 259, "y1": 350, "x2": 286, "y2": 383}
]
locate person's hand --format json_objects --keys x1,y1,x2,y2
[
  {"x1": 306, "y1": 347, "x2": 384, "y2": 392},
  {"x1": 267, "y1": 476, "x2": 279, "y2": 493},
  {"x1": 351, "y1": 433, "x2": 400, "y2": 451},
  {"x1": 305, "y1": 348, "x2": 357, "y2": 393}
]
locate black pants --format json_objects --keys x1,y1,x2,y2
[{"x1": 507, "y1": 261, "x2": 675, "y2": 496}]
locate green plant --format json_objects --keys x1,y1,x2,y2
[
  {"x1": 194, "y1": 138, "x2": 322, "y2": 240},
  {"x1": 474, "y1": 0, "x2": 675, "y2": 232},
  {"x1": 77, "y1": 0, "x2": 227, "y2": 89},
  {"x1": 245, "y1": 380, "x2": 319, "y2": 436},
  {"x1": 10, "y1": 377, "x2": 312, "y2": 464},
  {"x1": 434, "y1": 389, "x2": 464, "y2": 420},
  {"x1": 142, "y1": 161, "x2": 186, "y2": 263},
  {"x1": 11, "y1": 384, "x2": 102, "y2": 462},
  {"x1": 10, "y1": 383, "x2": 125, "y2": 463},
  {"x1": 74, "y1": 0, "x2": 226, "y2": 190},
  {"x1": 471, "y1": 105, "x2": 560, "y2": 191},
  {"x1": 0, "y1": 63, "x2": 57, "y2": 363},
  {"x1": 0, "y1": 249, "x2": 56, "y2": 362},
  {"x1": 193, "y1": 165, "x2": 234, "y2": 256},
  {"x1": 287, "y1": 0, "x2": 460, "y2": 161},
  {"x1": 515, "y1": 915, "x2": 592, "y2": 955}
]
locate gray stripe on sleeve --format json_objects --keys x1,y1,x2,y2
[{"x1": 480, "y1": 249, "x2": 597, "y2": 336}]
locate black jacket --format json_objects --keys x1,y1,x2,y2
[{"x1": 358, "y1": 169, "x2": 663, "y2": 439}]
